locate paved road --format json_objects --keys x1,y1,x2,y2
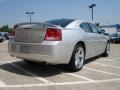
[{"x1": 0, "y1": 41, "x2": 120, "y2": 90}]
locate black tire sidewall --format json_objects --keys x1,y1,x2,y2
[
  {"x1": 69, "y1": 44, "x2": 85, "y2": 71},
  {"x1": 103, "y1": 42, "x2": 110, "y2": 57}
]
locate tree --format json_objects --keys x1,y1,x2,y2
[{"x1": 0, "y1": 25, "x2": 12, "y2": 33}]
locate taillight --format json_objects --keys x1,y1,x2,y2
[
  {"x1": 11, "y1": 25, "x2": 18, "y2": 36},
  {"x1": 45, "y1": 28, "x2": 62, "y2": 41},
  {"x1": 11, "y1": 30, "x2": 16, "y2": 36}
]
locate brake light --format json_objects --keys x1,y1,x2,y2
[
  {"x1": 11, "y1": 30, "x2": 16, "y2": 36},
  {"x1": 45, "y1": 28, "x2": 62, "y2": 41},
  {"x1": 11, "y1": 25, "x2": 18, "y2": 36}
]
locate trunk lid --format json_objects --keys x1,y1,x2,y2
[{"x1": 14, "y1": 23, "x2": 56, "y2": 43}]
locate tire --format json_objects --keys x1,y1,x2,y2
[
  {"x1": 102, "y1": 42, "x2": 110, "y2": 57},
  {"x1": 69, "y1": 44, "x2": 85, "y2": 71}
]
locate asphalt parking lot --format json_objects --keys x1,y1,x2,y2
[{"x1": 0, "y1": 41, "x2": 120, "y2": 90}]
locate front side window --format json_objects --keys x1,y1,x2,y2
[
  {"x1": 80, "y1": 22, "x2": 91, "y2": 33},
  {"x1": 88, "y1": 23, "x2": 99, "y2": 33}
]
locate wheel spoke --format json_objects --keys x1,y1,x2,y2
[
  {"x1": 107, "y1": 43, "x2": 110, "y2": 55},
  {"x1": 75, "y1": 46, "x2": 84, "y2": 68}
]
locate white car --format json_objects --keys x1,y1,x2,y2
[{"x1": 8, "y1": 19, "x2": 110, "y2": 71}]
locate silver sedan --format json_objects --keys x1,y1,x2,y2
[{"x1": 8, "y1": 19, "x2": 110, "y2": 71}]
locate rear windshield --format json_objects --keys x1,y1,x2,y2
[{"x1": 46, "y1": 19, "x2": 75, "y2": 27}]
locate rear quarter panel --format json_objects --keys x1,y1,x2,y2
[{"x1": 57, "y1": 29, "x2": 86, "y2": 63}]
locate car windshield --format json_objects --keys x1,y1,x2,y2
[{"x1": 46, "y1": 19, "x2": 75, "y2": 27}]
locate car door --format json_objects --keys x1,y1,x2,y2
[
  {"x1": 88, "y1": 23, "x2": 106, "y2": 55},
  {"x1": 79, "y1": 22, "x2": 98, "y2": 59}
]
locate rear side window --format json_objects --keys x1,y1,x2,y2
[
  {"x1": 46, "y1": 19, "x2": 75, "y2": 27},
  {"x1": 80, "y1": 22, "x2": 92, "y2": 33}
]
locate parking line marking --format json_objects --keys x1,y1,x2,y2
[
  {"x1": 84, "y1": 67, "x2": 120, "y2": 77},
  {"x1": 0, "y1": 78, "x2": 120, "y2": 88},
  {"x1": 0, "y1": 81, "x2": 92, "y2": 88},
  {"x1": 65, "y1": 73, "x2": 95, "y2": 82},
  {"x1": 49, "y1": 65, "x2": 95, "y2": 82},
  {"x1": 0, "y1": 80, "x2": 7, "y2": 87},
  {"x1": 91, "y1": 62, "x2": 120, "y2": 69},
  {"x1": 99, "y1": 58, "x2": 120, "y2": 62},
  {"x1": 108, "y1": 58, "x2": 120, "y2": 60},
  {"x1": 0, "y1": 60, "x2": 21, "y2": 65},
  {"x1": 10, "y1": 63, "x2": 53, "y2": 84},
  {"x1": 99, "y1": 59, "x2": 115, "y2": 62}
]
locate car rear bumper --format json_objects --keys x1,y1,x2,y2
[{"x1": 8, "y1": 41, "x2": 70, "y2": 64}]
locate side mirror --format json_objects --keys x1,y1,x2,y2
[{"x1": 99, "y1": 29, "x2": 105, "y2": 34}]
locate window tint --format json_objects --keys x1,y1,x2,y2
[
  {"x1": 88, "y1": 23, "x2": 99, "y2": 33},
  {"x1": 46, "y1": 19, "x2": 75, "y2": 27},
  {"x1": 80, "y1": 22, "x2": 91, "y2": 32}
]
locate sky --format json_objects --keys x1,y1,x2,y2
[{"x1": 0, "y1": 0, "x2": 120, "y2": 27}]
